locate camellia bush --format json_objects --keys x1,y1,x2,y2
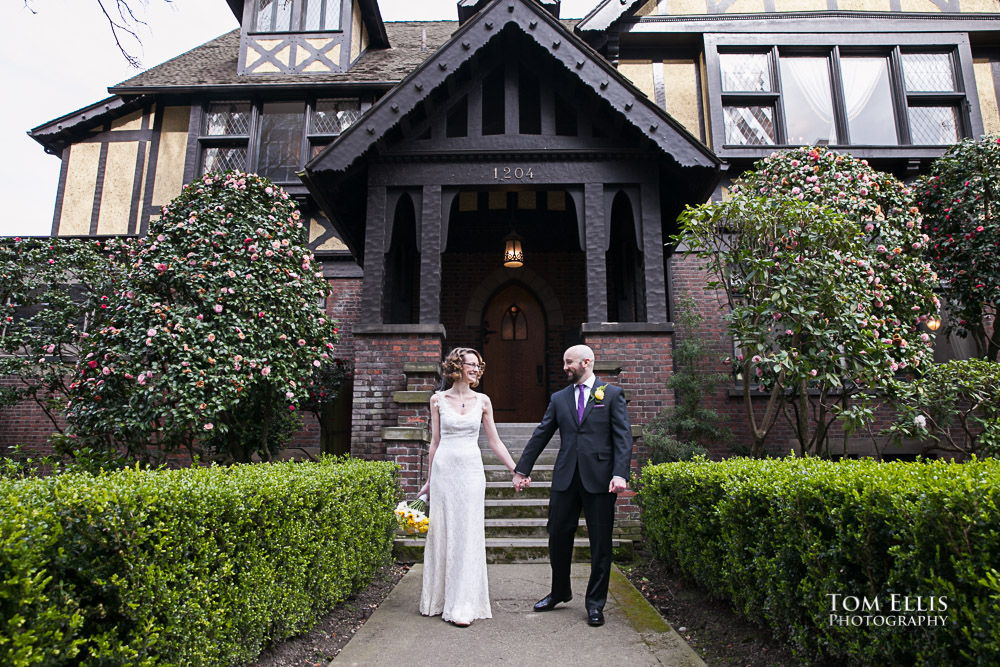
[
  {"x1": 0, "y1": 237, "x2": 127, "y2": 434},
  {"x1": 679, "y1": 147, "x2": 939, "y2": 456},
  {"x1": 66, "y1": 172, "x2": 341, "y2": 464},
  {"x1": 916, "y1": 136, "x2": 1000, "y2": 362},
  {"x1": 883, "y1": 358, "x2": 1000, "y2": 458}
]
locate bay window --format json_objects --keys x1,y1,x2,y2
[{"x1": 253, "y1": 0, "x2": 342, "y2": 33}]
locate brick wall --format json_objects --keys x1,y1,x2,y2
[{"x1": 0, "y1": 378, "x2": 63, "y2": 456}]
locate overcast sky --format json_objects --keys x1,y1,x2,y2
[{"x1": 0, "y1": 0, "x2": 599, "y2": 236}]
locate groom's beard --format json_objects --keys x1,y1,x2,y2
[{"x1": 566, "y1": 368, "x2": 582, "y2": 384}]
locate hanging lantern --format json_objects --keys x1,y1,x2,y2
[
  {"x1": 926, "y1": 314, "x2": 942, "y2": 332},
  {"x1": 503, "y1": 231, "x2": 524, "y2": 268}
]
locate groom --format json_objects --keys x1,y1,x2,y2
[{"x1": 513, "y1": 344, "x2": 632, "y2": 627}]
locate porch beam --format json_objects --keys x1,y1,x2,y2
[{"x1": 640, "y1": 179, "x2": 668, "y2": 323}]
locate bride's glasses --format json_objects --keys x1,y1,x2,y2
[{"x1": 462, "y1": 362, "x2": 483, "y2": 370}]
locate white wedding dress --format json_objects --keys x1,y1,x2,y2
[{"x1": 419, "y1": 392, "x2": 492, "y2": 623}]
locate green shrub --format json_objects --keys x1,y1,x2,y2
[
  {"x1": 638, "y1": 457, "x2": 1000, "y2": 665},
  {"x1": 0, "y1": 458, "x2": 398, "y2": 666}
]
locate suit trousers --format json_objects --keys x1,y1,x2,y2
[{"x1": 547, "y1": 464, "x2": 617, "y2": 611}]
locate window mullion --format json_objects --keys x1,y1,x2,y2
[
  {"x1": 829, "y1": 47, "x2": 849, "y2": 146},
  {"x1": 770, "y1": 46, "x2": 788, "y2": 144},
  {"x1": 248, "y1": 102, "x2": 261, "y2": 174},
  {"x1": 888, "y1": 47, "x2": 912, "y2": 144}
]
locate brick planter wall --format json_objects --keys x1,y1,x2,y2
[{"x1": 351, "y1": 324, "x2": 444, "y2": 493}]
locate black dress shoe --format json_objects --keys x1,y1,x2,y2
[
  {"x1": 587, "y1": 608, "x2": 605, "y2": 626},
  {"x1": 533, "y1": 594, "x2": 572, "y2": 612}
]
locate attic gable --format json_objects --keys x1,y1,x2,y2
[{"x1": 306, "y1": 0, "x2": 717, "y2": 176}]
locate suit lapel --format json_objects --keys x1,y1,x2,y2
[{"x1": 563, "y1": 383, "x2": 578, "y2": 421}]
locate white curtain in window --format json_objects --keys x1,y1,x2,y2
[
  {"x1": 840, "y1": 58, "x2": 886, "y2": 124},
  {"x1": 781, "y1": 57, "x2": 836, "y2": 144}
]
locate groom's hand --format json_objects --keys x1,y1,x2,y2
[
  {"x1": 609, "y1": 476, "x2": 627, "y2": 493},
  {"x1": 513, "y1": 472, "x2": 530, "y2": 492}
]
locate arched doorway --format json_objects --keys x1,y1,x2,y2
[{"x1": 481, "y1": 284, "x2": 547, "y2": 423}]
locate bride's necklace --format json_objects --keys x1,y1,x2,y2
[{"x1": 453, "y1": 391, "x2": 473, "y2": 408}]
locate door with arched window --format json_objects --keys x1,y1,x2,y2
[{"x1": 481, "y1": 284, "x2": 546, "y2": 423}]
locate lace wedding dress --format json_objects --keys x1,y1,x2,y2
[{"x1": 419, "y1": 391, "x2": 492, "y2": 623}]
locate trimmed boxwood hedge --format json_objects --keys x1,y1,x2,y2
[
  {"x1": 637, "y1": 457, "x2": 1000, "y2": 666},
  {"x1": 0, "y1": 458, "x2": 398, "y2": 666}
]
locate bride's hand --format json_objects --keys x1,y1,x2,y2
[{"x1": 417, "y1": 482, "x2": 430, "y2": 499}]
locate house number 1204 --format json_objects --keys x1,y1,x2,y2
[{"x1": 493, "y1": 166, "x2": 534, "y2": 180}]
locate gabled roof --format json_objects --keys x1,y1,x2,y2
[
  {"x1": 29, "y1": 96, "x2": 147, "y2": 154},
  {"x1": 575, "y1": 0, "x2": 647, "y2": 32},
  {"x1": 110, "y1": 22, "x2": 454, "y2": 94},
  {"x1": 306, "y1": 0, "x2": 718, "y2": 176}
]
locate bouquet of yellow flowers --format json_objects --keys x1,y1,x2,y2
[{"x1": 395, "y1": 496, "x2": 429, "y2": 535}]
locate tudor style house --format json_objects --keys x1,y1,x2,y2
[{"x1": 20, "y1": 0, "x2": 1000, "y2": 478}]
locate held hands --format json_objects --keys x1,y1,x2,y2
[
  {"x1": 512, "y1": 472, "x2": 531, "y2": 492},
  {"x1": 608, "y1": 476, "x2": 627, "y2": 493}
]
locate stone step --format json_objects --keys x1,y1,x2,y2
[
  {"x1": 484, "y1": 497, "x2": 549, "y2": 519},
  {"x1": 485, "y1": 480, "x2": 551, "y2": 499},
  {"x1": 393, "y1": 537, "x2": 634, "y2": 564},
  {"x1": 484, "y1": 517, "x2": 586, "y2": 538}
]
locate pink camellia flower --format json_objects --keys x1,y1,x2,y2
[
  {"x1": 45, "y1": 344, "x2": 55, "y2": 354},
  {"x1": 261, "y1": 366, "x2": 271, "y2": 376},
  {"x1": 138, "y1": 375, "x2": 147, "y2": 386},
  {"x1": 204, "y1": 423, "x2": 214, "y2": 431},
  {"x1": 207, "y1": 333, "x2": 216, "y2": 342},
  {"x1": 155, "y1": 263, "x2": 167, "y2": 272},
  {"x1": 258, "y1": 311, "x2": 266, "y2": 318},
  {"x1": 809, "y1": 369, "x2": 818, "y2": 377},
  {"x1": 288, "y1": 405, "x2": 296, "y2": 411},
  {"x1": 773, "y1": 312, "x2": 782, "y2": 320},
  {"x1": 124, "y1": 373, "x2": 134, "y2": 379},
  {"x1": 197, "y1": 314, "x2": 204, "y2": 321},
  {"x1": 751, "y1": 355, "x2": 762, "y2": 363},
  {"x1": 88, "y1": 360, "x2": 98, "y2": 369},
  {"x1": 785, "y1": 329, "x2": 793, "y2": 336},
  {"x1": 48, "y1": 259, "x2": 55, "y2": 265},
  {"x1": 313, "y1": 359, "x2": 322, "y2": 367},
  {"x1": 286, "y1": 391, "x2": 294, "y2": 399},
  {"x1": 920, "y1": 333, "x2": 930, "y2": 342},
  {"x1": 297, "y1": 339, "x2": 306, "y2": 346},
  {"x1": 977, "y1": 226, "x2": 985, "y2": 232},
  {"x1": 147, "y1": 328, "x2": 157, "y2": 337},
  {"x1": 213, "y1": 304, "x2": 223, "y2": 313},
  {"x1": 102, "y1": 367, "x2": 111, "y2": 375}
]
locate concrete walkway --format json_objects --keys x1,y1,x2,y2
[{"x1": 331, "y1": 563, "x2": 705, "y2": 666}]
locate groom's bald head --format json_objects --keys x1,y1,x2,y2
[{"x1": 563, "y1": 345, "x2": 595, "y2": 385}]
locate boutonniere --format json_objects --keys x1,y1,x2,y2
[{"x1": 590, "y1": 384, "x2": 607, "y2": 404}]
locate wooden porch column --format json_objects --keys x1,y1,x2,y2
[
  {"x1": 360, "y1": 185, "x2": 387, "y2": 324},
  {"x1": 419, "y1": 185, "x2": 442, "y2": 324},
  {"x1": 584, "y1": 182, "x2": 609, "y2": 322},
  {"x1": 640, "y1": 180, "x2": 668, "y2": 323}
]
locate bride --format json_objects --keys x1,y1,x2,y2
[{"x1": 417, "y1": 347, "x2": 522, "y2": 627}]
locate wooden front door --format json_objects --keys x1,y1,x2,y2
[{"x1": 481, "y1": 284, "x2": 547, "y2": 423}]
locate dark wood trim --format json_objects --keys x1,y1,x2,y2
[
  {"x1": 652, "y1": 60, "x2": 666, "y2": 109},
  {"x1": 640, "y1": 179, "x2": 667, "y2": 323},
  {"x1": 584, "y1": 183, "x2": 608, "y2": 323},
  {"x1": 183, "y1": 102, "x2": 205, "y2": 187},
  {"x1": 139, "y1": 103, "x2": 166, "y2": 236},
  {"x1": 89, "y1": 142, "x2": 110, "y2": 236},
  {"x1": 128, "y1": 140, "x2": 148, "y2": 236},
  {"x1": 419, "y1": 185, "x2": 442, "y2": 325},
  {"x1": 78, "y1": 130, "x2": 154, "y2": 144},
  {"x1": 360, "y1": 185, "x2": 387, "y2": 322},
  {"x1": 51, "y1": 146, "x2": 72, "y2": 236},
  {"x1": 620, "y1": 12, "x2": 1000, "y2": 35}
]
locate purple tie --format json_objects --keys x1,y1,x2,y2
[{"x1": 577, "y1": 384, "x2": 586, "y2": 424}]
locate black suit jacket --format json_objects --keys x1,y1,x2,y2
[{"x1": 515, "y1": 379, "x2": 632, "y2": 494}]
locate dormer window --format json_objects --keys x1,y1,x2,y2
[{"x1": 253, "y1": 0, "x2": 342, "y2": 33}]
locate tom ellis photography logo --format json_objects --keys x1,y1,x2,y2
[{"x1": 827, "y1": 594, "x2": 949, "y2": 627}]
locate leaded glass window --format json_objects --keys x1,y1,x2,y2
[
  {"x1": 258, "y1": 102, "x2": 305, "y2": 183},
  {"x1": 303, "y1": 0, "x2": 341, "y2": 31},
  {"x1": 311, "y1": 99, "x2": 361, "y2": 134},
  {"x1": 720, "y1": 53, "x2": 772, "y2": 92},
  {"x1": 205, "y1": 102, "x2": 251, "y2": 136},
  {"x1": 255, "y1": 0, "x2": 293, "y2": 32}
]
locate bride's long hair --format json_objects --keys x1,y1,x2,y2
[{"x1": 440, "y1": 347, "x2": 485, "y2": 389}]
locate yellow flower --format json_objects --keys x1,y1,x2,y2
[{"x1": 594, "y1": 386, "x2": 605, "y2": 401}]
